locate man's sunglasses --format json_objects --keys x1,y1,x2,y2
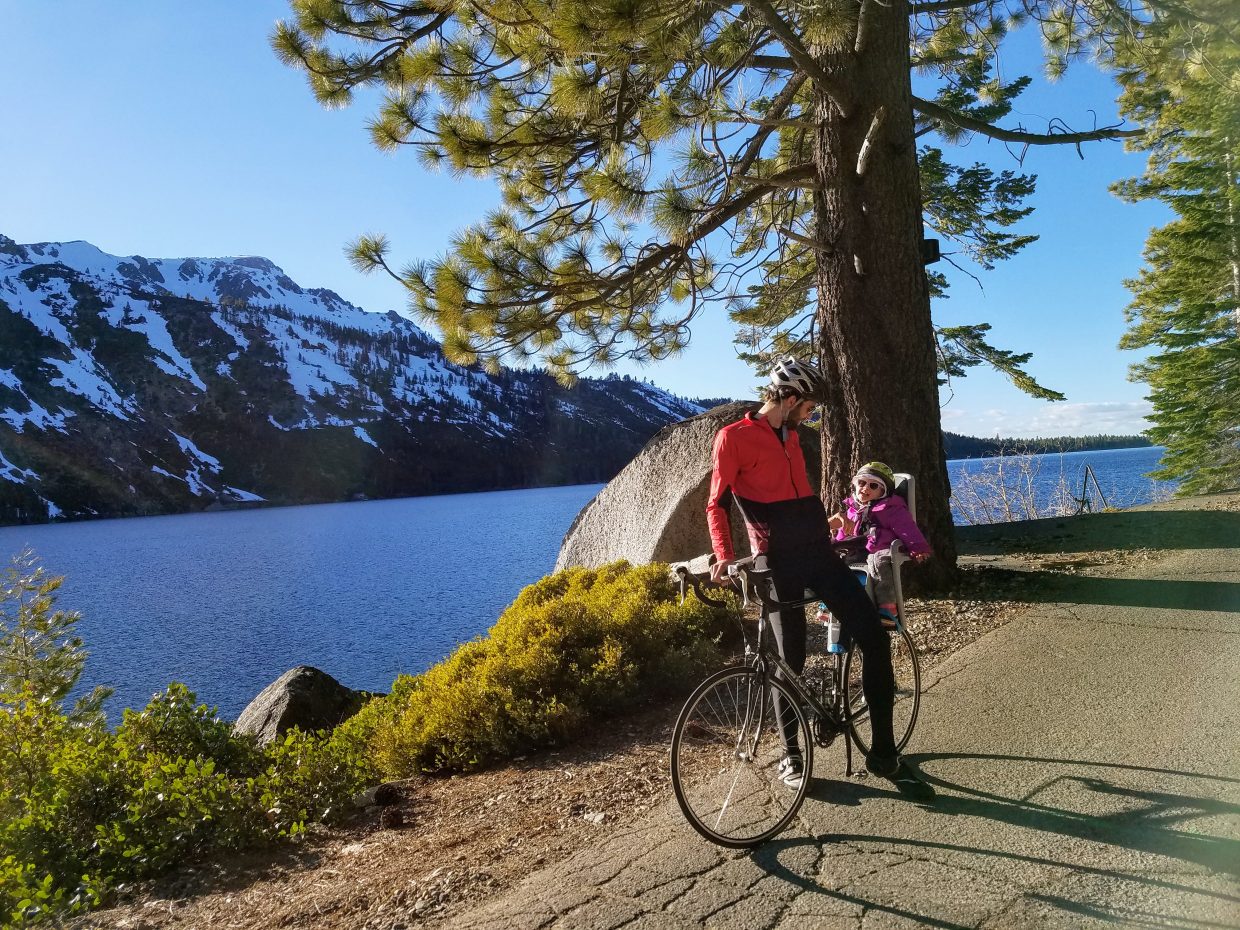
[{"x1": 854, "y1": 479, "x2": 885, "y2": 492}]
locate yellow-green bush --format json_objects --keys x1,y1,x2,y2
[
  {"x1": 346, "y1": 561, "x2": 738, "y2": 776},
  {"x1": 0, "y1": 553, "x2": 736, "y2": 924}
]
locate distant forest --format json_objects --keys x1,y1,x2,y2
[
  {"x1": 696, "y1": 401, "x2": 1151, "y2": 460},
  {"x1": 942, "y1": 432, "x2": 1153, "y2": 459}
]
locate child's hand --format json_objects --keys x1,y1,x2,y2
[{"x1": 828, "y1": 512, "x2": 844, "y2": 531}]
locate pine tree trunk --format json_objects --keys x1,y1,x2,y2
[{"x1": 809, "y1": 0, "x2": 957, "y2": 585}]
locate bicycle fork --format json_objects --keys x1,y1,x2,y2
[{"x1": 733, "y1": 670, "x2": 766, "y2": 762}]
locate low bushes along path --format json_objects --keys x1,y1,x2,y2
[{"x1": 81, "y1": 492, "x2": 1240, "y2": 930}]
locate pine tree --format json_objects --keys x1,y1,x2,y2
[
  {"x1": 1111, "y1": 0, "x2": 1240, "y2": 494},
  {"x1": 0, "y1": 549, "x2": 110, "y2": 722},
  {"x1": 272, "y1": 0, "x2": 1168, "y2": 572}
]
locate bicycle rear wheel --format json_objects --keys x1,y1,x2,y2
[
  {"x1": 671, "y1": 666, "x2": 812, "y2": 847},
  {"x1": 844, "y1": 626, "x2": 921, "y2": 755}
]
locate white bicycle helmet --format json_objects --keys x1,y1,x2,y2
[{"x1": 769, "y1": 356, "x2": 825, "y2": 400}]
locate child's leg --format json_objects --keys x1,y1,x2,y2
[{"x1": 867, "y1": 551, "x2": 898, "y2": 625}]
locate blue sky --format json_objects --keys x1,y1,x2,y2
[{"x1": 1, "y1": 2, "x2": 1167, "y2": 437}]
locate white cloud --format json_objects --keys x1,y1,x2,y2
[
  {"x1": 944, "y1": 401, "x2": 1154, "y2": 438},
  {"x1": 1023, "y1": 401, "x2": 1155, "y2": 437}
]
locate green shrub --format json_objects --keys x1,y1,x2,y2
[
  {"x1": 0, "y1": 553, "x2": 376, "y2": 926},
  {"x1": 351, "y1": 561, "x2": 738, "y2": 776},
  {"x1": 0, "y1": 681, "x2": 377, "y2": 926},
  {"x1": 0, "y1": 553, "x2": 736, "y2": 924},
  {"x1": 115, "y1": 682, "x2": 264, "y2": 777}
]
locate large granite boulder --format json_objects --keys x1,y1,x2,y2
[
  {"x1": 233, "y1": 666, "x2": 372, "y2": 745},
  {"x1": 555, "y1": 402, "x2": 822, "y2": 570}
]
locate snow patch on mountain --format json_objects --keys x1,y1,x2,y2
[
  {"x1": 0, "y1": 449, "x2": 38, "y2": 484},
  {"x1": 0, "y1": 233, "x2": 707, "y2": 525},
  {"x1": 45, "y1": 348, "x2": 136, "y2": 420},
  {"x1": 107, "y1": 295, "x2": 207, "y2": 390}
]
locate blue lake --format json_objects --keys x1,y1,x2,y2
[
  {"x1": 0, "y1": 446, "x2": 1173, "y2": 720},
  {"x1": 947, "y1": 445, "x2": 1175, "y2": 521},
  {"x1": 0, "y1": 485, "x2": 603, "y2": 720}
]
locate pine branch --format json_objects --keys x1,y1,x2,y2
[
  {"x1": 742, "y1": 0, "x2": 853, "y2": 117},
  {"x1": 910, "y1": 0, "x2": 990, "y2": 13},
  {"x1": 731, "y1": 73, "x2": 808, "y2": 183},
  {"x1": 750, "y1": 55, "x2": 796, "y2": 70},
  {"x1": 913, "y1": 97, "x2": 1144, "y2": 146}
]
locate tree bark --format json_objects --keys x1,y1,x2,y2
[{"x1": 809, "y1": 0, "x2": 957, "y2": 586}]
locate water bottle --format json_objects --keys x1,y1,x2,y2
[
  {"x1": 827, "y1": 617, "x2": 844, "y2": 654},
  {"x1": 817, "y1": 602, "x2": 845, "y2": 654}
]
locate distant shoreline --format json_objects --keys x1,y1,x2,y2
[
  {"x1": 0, "y1": 445, "x2": 1162, "y2": 530},
  {"x1": 942, "y1": 434, "x2": 1154, "y2": 460}
]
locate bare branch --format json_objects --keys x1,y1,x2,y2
[
  {"x1": 856, "y1": 106, "x2": 886, "y2": 176},
  {"x1": 912, "y1": 97, "x2": 1144, "y2": 146},
  {"x1": 750, "y1": 54, "x2": 797, "y2": 70},
  {"x1": 731, "y1": 73, "x2": 808, "y2": 184},
  {"x1": 855, "y1": 0, "x2": 872, "y2": 54},
  {"x1": 911, "y1": 0, "x2": 990, "y2": 13},
  {"x1": 777, "y1": 225, "x2": 819, "y2": 248}
]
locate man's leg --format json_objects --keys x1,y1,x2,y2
[
  {"x1": 806, "y1": 549, "x2": 898, "y2": 760},
  {"x1": 767, "y1": 567, "x2": 808, "y2": 764},
  {"x1": 809, "y1": 547, "x2": 935, "y2": 801}
]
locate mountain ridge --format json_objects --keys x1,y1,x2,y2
[{"x1": 0, "y1": 234, "x2": 703, "y2": 526}]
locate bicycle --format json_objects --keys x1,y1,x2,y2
[{"x1": 669, "y1": 553, "x2": 921, "y2": 847}]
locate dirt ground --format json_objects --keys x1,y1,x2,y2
[{"x1": 74, "y1": 492, "x2": 1238, "y2": 930}]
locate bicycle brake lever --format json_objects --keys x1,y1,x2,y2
[{"x1": 727, "y1": 567, "x2": 750, "y2": 609}]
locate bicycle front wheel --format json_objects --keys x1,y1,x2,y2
[
  {"x1": 671, "y1": 667, "x2": 812, "y2": 847},
  {"x1": 844, "y1": 626, "x2": 921, "y2": 755}
]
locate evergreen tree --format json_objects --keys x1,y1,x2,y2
[
  {"x1": 1112, "y1": 0, "x2": 1240, "y2": 494},
  {"x1": 273, "y1": 0, "x2": 1166, "y2": 571},
  {"x1": 0, "y1": 550, "x2": 110, "y2": 722}
]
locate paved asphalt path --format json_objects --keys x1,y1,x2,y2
[{"x1": 452, "y1": 541, "x2": 1240, "y2": 929}]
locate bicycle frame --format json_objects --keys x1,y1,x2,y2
[
  {"x1": 745, "y1": 606, "x2": 860, "y2": 776},
  {"x1": 673, "y1": 559, "x2": 871, "y2": 777}
]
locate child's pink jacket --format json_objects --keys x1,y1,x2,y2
[{"x1": 835, "y1": 494, "x2": 932, "y2": 556}]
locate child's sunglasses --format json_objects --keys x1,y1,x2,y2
[{"x1": 853, "y1": 478, "x2": 885, "y2": 492}]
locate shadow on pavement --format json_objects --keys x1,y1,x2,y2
[
  {"x1": 751, "y1": 752, "x2": 1239, "y2": 929},
  {"x1": 957, "y1": 509, "x2": 1240, "y2": 556},
  {"x1": 900, "y1": 752, "x2": 1240, "y2": 879},
  {"x1": 950, "y1": 569, "x2": 1240, "y2": 614}
]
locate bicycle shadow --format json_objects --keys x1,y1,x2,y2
[{"x1": 750, "y1": 752, "x2": 1240, "y2": 929}]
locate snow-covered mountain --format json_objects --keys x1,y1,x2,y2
[{"x1": 0, "y1": 235, "x2": 704, "y2": 524}]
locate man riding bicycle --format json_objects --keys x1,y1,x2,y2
[{"x1": 706, "y1": 357, "x2": 935, "y2": 801}]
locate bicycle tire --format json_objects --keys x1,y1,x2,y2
[
  {"x1": 671, "y1": 666, "x2": 812, "y2": 847},
  {"x1": 843, "y1": 626, "x2": 921, "y2": 755}
]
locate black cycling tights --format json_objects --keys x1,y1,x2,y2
[{"x1": 766, "y1": 545, "x2": 898, "y2": 761}]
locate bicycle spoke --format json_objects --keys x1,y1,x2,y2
[
  {"x1": 671, "y1": 668, "x2": 812, "y2": 847},
  {"x1": 845, "y1": 627, "x2": 921, "y2": 755}
]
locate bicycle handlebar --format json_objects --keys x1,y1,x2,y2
[{"x1": 671, "y1": 553, "x2": 815, "y2": 614}]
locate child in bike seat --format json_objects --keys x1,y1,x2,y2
[{"x1": 829, "y1": 461, "x2": 931, "y2": 627}]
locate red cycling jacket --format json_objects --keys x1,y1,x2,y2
[{"x1": 707, "y1": 412, "x2": 831, "y2": 562}]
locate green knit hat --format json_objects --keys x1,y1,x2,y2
[{"x1": 853, "y1": 461, "x2": 895, "y2": 496}]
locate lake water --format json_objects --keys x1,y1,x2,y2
[
  {"x1": 0, "y1": 485, "x2": 604, "y2": 720},
  {"x1": 947, "y1": 445, "x2": 1175, "y2": 522},
  {"x1": 0, "y1": 446, "x2": 1172, "y2": 720}
]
